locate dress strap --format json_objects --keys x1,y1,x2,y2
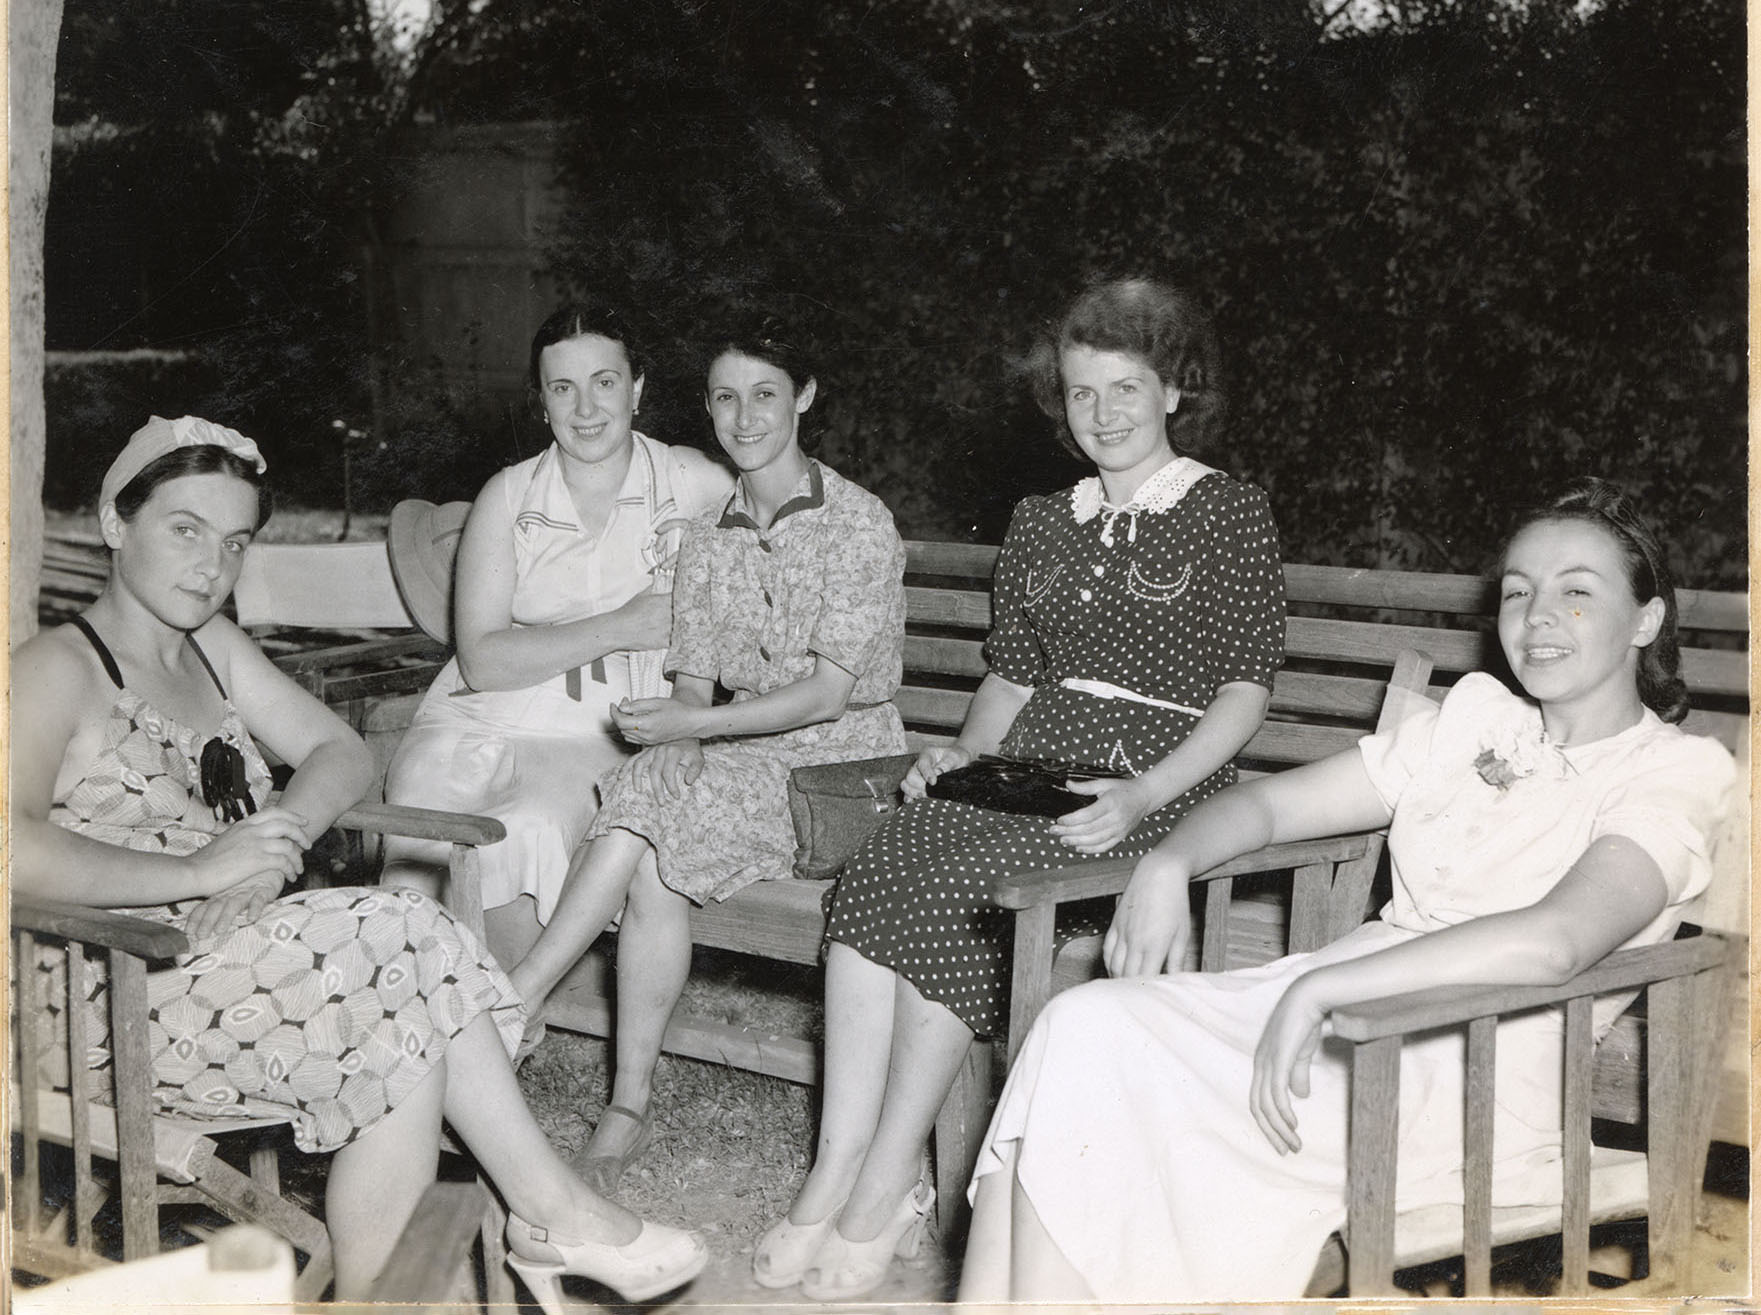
[
  {"x1": 185, "y1": 635, "x2": 230, "y2": 699},
  {"x1": 69, "y1": 615, "x2": 125, "y2": 690}
]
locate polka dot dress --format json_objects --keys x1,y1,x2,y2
[{"x1": 825, "y1": 464, "x2": 1285, "y2": 1035}]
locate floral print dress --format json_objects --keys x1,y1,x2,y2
[
  {"x1": 585, "y1": 460, "x2": 907, "y2": 902},
  {"x1": 41, "y1": 619, "x2": 523, "y2": 1154}
]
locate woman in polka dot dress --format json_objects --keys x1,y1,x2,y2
[{"x1": 755, "y1": 278, "x2": 1286, "y2": 1300}]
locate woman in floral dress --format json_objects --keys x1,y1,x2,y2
[
  {"x1": 508, "y1": 321, "x2": 908, "y2": 1194},
  {"x1": 12, "y1": 417, "x2": 706, "y2": 1307},
  {"x1": 757, "y1": 278, "x2": 1286, "y2": 1301},
  {"x1": 959, "y1": 478, "x2": 1735, "y2": 1302}
]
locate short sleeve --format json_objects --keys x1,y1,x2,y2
[
  {"x1": 1357, "y1": 695, "x2": 1444, "y2": 813},
  {"x1": 1589, "y1": 735, "x2": 1735, "y2": 904},
  {"x1": 807, "y1": 503, "x2": 906, "y2": 676},
  {"x1": 664, "y1": 521, "x2": 717, "y2": 681},
  {"x1": 982, "y1": 499, "x2": 1048, "y2": 685},
  {"x1": 673, "y1": 450, "x2": 736, "y2": 520},
  {"x1": 1197, "y1": 481, "x2": 1285, "y2": 689}
]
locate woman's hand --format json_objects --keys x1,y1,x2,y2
[
  {"x1": 612, "y1": 697, "x2": 703, "y2": 746},
  {"x1": 608, "y1": 593, "x2": 675, "y2": 652},
  {"x1": 1049, "y1": 776, "x2": 1153, "y2": 855},
  {"x1": 1103, "y1": 847, "x2": 1193, "y2": 978},
  {"x1": 1249, "y1": 975, "x2": 1329, "y2": 1155},
  {"x1": 642, "y1": 740, "x2": 705, "y2": 799},
  {"x1": 902, "y1": 744, "x2": 975, "y2": 799},
  {"x1": 185, "y1": 807, "x2": 311, "y2": 895},
  {"x1": 185, "y1": 871, "x2": 283, "y2": 943}
]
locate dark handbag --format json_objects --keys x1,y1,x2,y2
[
  {"x1": 786, "y1": 752, "x2": 919, "y2": 879},
  {"x1": 925, "y1": 754, "x2": 1130, "y2": 817}
]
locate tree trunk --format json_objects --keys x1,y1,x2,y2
[{"x1": 10, "y1": 0, "x2": 66, "y2": 644}]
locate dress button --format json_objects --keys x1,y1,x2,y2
[
  {"x1": 758, "y1": 539, "x2": 773, "y2": 553},
  {"x1": 1080, "y1": 589, "x2": 1093, "y2": 602},
  {"x1": 759, "y1": 645, "x2": 771, "y2": 661},
  {"x1": 763, "y1": 589, "x2": 773, "y2": 607}
]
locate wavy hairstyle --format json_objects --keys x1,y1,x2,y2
[
  {"x1": 701, "y1": 314, "x2": 821, "y2": 453},
  {"x1": 1026, "y1": 277, "x2": 1225, "y2": 460},
  {"x1": 1503, "y1": 476, "x2": 1689, "y2": 724},
  {"x1": 527, "y1": 299, "x2": 647, "y2": 397}
]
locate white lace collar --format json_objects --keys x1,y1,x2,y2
[{"x1": 1071, "y1": 457, "x2": 1218, "y2": 546}]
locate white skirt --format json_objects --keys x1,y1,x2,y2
[
  {"x1": 971, "y1": 921, "x2": 1575, "y2": 1301},
  {"x1": 384, "y1": 654, "x2": 641, "y2": 922}
]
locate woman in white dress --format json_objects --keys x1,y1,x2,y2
[
  {"x1": 959, "y1": 477, "x2": 1736, "y2": 1302},
  {"x1": 382, "y1": 303, "x2": 732, "y2": 969}
]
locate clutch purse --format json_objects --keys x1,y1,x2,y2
[
  {"x1": 787, "y1": 752, "x2": 919, "y2": 880},
  {"x1": 925, "y1": 755, "x2": 1130, "y2": 817}
]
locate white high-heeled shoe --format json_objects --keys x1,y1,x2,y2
[
  {"x1": 752, "y1": 1198, "x2": 844, "y2": 1289},
  {"x1": 799, "y1": 1177, "x2": 935, "y2": 1302},
  {"x1": 504, "y1": 1209, "x2": 706, "y2": 1311}
]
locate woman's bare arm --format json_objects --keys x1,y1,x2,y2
[
  {"x1": 1250, "y1": 835, "x2": 1669, "y2": 1152},
  {"x1": 451, "y1": 469, "x2": 672, "y2": 691},
  {"x1": 10, "y1": 630, "x2": 308, "y2": 906},
  {"x1": 1053, "y1": 680, "x2": 1272, "y2": 856}
]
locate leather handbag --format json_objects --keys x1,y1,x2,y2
[
  {"x1": 925, "y1": 754, "x2": 1130, "y2": 817},
  {"x1": 787, "y1": 753, "x2": 919, "y2": 880}
]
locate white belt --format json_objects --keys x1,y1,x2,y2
[{"x1": 1059, "y1": 677, "x2": 1205, "y2": 719}]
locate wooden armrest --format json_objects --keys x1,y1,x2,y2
[
  {"x1": 272, "y1": 633, "x2": 442, "y2": 676},
  {"x1": 334, "y1": 800, "x2": 507, "y2": 847},
  {"x1": 11, "y1": 895, "x2": 191, "y2": 960},
  {"x1": 991, "y1": 833, "x2": 1375, "y2": 910},
  {"x1": 1327, "y1": 935, "x2": 1731, "y2": 1043}
]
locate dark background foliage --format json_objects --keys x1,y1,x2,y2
[{"x1": 44, "y1": 0, "x2": 1746, "y2": 585}]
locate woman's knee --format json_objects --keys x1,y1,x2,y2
[{"x1": 624, "y1": 861, "x2": 689, "y2": 925}]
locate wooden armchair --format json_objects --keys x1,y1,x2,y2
[
  {"x1": 1315, "y1": 926, "x2": 1741, "y2": 1297},
  {"x1": 9, "y1": 803, "x2": 505, "y2": 1301}
]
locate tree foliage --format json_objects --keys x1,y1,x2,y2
[
  {"x1": 44, "y1": 0, "x2": 1745, "y2": 588},
  {"x1": 399, "y1": 0, "x2": 1743, "y2": 583}
]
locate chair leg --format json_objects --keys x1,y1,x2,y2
[
  {"x1": 249, "y1": 1145, "x2": 281, "y2": 1195},
  {"x1": 931, "y1": 1039, "x2": 994, "y2": 1238},
  {"x1": 181, "y1": 1143, "x2": 335, "y2": 1299},
  {"x1": 481, "y1": 1177, "x2": 515, "y2": 1305}
]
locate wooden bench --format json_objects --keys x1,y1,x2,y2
[{"x1": 240, "y1": 533, "x2": 1746, "y2": 1248}]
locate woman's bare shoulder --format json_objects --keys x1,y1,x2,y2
[{"x1": 13, "y1": 623, "x2": 111, "y2": 727}]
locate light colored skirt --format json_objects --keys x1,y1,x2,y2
[{"x1": 385, "y1": 654, "x2": 643, "y2": 922}]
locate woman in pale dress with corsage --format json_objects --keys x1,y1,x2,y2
[
  {"x1": 382, "y1": 303, "x2": 732, "y2": 970},
  {"x1": 958, "y1": 477, "x2": 1735, "y2": 1302}
]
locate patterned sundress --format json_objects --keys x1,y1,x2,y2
[{"x1": 40, "y1": 619, "x2": 524, "y2": 1154}]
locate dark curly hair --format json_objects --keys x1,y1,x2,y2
[
  {"x1": 1026, "y1": 277, "x2": 1225, "y2": 460},
  {"x1": 702, "y1": 315, "x2": 821, "y2": 454},
  {"x1": 1502, "y1": 476, "x2": 1689, "y2": 724}
]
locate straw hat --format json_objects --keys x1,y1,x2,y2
[{"x1": 387, "y1": 499, "x2": 471, "y2": 644}]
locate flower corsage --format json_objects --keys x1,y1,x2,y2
[{"x1": 1473, "y1": 725, "x2": 1568, "y2": 792}]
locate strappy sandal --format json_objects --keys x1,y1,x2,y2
[
  {"x1": 505, "y1": 1208, "x2": 705, "y2": 1310},
  {"x1": 577, "y1": 1103, "x2": 655, "y2": 1196}
]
